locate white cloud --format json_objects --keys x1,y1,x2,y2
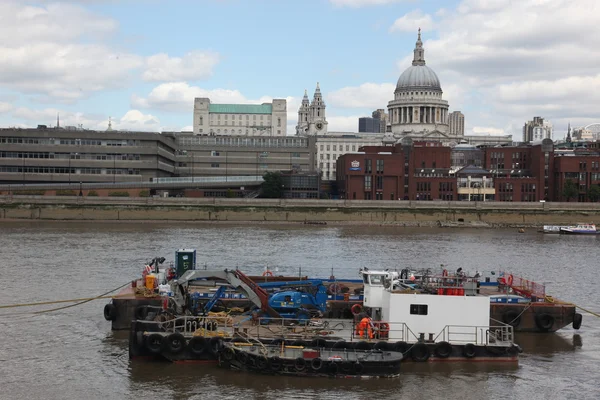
[
  {"x1": 327, "y1": 115, "x2": 363, "y2": 132},
  {"x1": 10, "y1": 106, "x2": 161, "y2": 131},
  {"x1": 389, "y1": 0, "x2": 600, "y2": 136},
  {"x1": 472, "y1": 126, "x2": 505, "y2": 135},
  {"x1": 132, "y1": 82, "x2": 278, "y2": 113},
  {"x1": 0, "y1": 102, "x2": 12, "y2": 113},
  {"x1": 328, "y1": 83, "x2": 395, "y2": 109},
  {"x1": 389, "y1": 10, "x2": 434, "y2": 33},
  {"x1": 330, "y1": 0, "x2": 406, "y2": 7},
  {"x1": 142, "y1": 51, "x2": 220, "y2": 82}
]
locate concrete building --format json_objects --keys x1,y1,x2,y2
[
  {"x1": 0, "y1": 127, "x2": 177, "y2": 184},
  {"x1": 372, "y1": 109, "x2": 389, "y2": 133},
  {"x1": 296, "y1": 83, "x2": 328, "y2": 136},
  {"x1": 523, "y1": 116, "x2": 553, "y2": 143},
  {"x1": 387, "y1": 29, "x2": 450, "y2": 139},
  {"x1": 448, "y1": 111, "x2": 465, "y2": 136},
  {"x1": 358, "y1": 117, "x2": 381, "y2": 133},
  {"x1": 174, "y1": 134, "x2": 316, "y2": 178},
  {"x1": 193, "y1": 98, "x2": 287, "y2": 136}
]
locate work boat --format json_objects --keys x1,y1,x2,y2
[
  {"x1": 559, "y1": 223, "x2": 598, "y2": 235},
  {"x1": 360, "y1": 269, "x2": 520, "y2": 362}
]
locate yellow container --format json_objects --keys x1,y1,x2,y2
[{"x1": 145, "y1": 274, "x2": 156, "y2": 290}]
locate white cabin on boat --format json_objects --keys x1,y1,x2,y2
[{"x1": 361, "y1": 269, "x2": 491, "y2": 344}]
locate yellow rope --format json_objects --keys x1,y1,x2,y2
[{"x1": 545, "y1": 296, "x2": 600, "y2": 319}]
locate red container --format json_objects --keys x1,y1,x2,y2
[
  {"x1": 303, "y1": 350, "x2": 320, "y2": 359},
  {"x1": 437, "y1": 288, "x2": 444, "y2": 295},
  {"x1": 131, "y1": 279, "x2": 137, "y2": 288}
]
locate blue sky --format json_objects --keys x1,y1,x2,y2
[{"x1": 0, "y1": 0, "x2": 598, "y2": 139}]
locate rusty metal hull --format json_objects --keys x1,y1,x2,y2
[{"x1": 490, "y1": 303, "x2": 577, "y2": 333}]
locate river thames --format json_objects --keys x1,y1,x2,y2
[{"x1": 0, "y1": 221, "x2": 598, "y2": 400}]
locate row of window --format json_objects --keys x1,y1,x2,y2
[
  {"x1": 178, "y1": 137, "x2": 307, "y2": 148},
  {"x1": 0, "y1": 137, "x2": 141, "y2": 146},
  {"x1": 319, "y1": 144, "x2": 359, "y2": 152},
  {"x1": 0, "y1": 166, "x2": 140, "y2": 174},
  {"x1": 0, "y1": 152, "x2": 141, "y2": 161}
]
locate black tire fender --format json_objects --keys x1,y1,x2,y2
[
  {"x1": 353, "y1": 362, "x2": 364, "y2": 375},
  {"x1": 145, "y1": 333, "x2": 164, "y2": 354},
  {"x1": 134, "y1": 306, "x2": 148, "y2": 321},
  {"x1": 534, "y1": 313, "x2": 555, "y2": 332},
  {"x1": 573, "y1": 313, "x2": 583, "y2": 330},
  {"x1": 502, "y1": 309, "x2": 522, "y2": 327},
  {"x1": 393, "y1": 341, "x2": 409, "y2": 354},
  {"x1": 208, "y1": 337, "x2": 223, "y2": 355},
  {"x1": 327, "y1": 361, "x2": 339, "y2": 375},
  {"x1": 222, "y1": 347, "x2": 235, "y2": 361},
  {"x1": 269, "y1": 356, "x2": 283, "y2": 371},
  {"x1": 165, "y1": 333, "x2": 186, "y2": 354},
  {"x1": 103, "y1": 303, "x2": 117, "y2": 321},
  {"x1": 311, "y1": 357, "x2": 323, "y2": 371},
  {"x1": 434, "y1": 341, "x2": 452, "y2": 358},
  {"x1": 411, "y1": 343, "x2": 430, "y2": 362},
  {"x1": 187, "y1": 337, "x2": 206, "y2": 356},
  {"x1": 294, "y1": 357, "x2": 306, "y2": 372},
  {"x1": 354, "y1": 341, "x2": 371, "y2": 351},
  {"x1": 463, "y1": 343, "x2": 476, "y2": 358},
  {"x1": 374, "y1": 341, "x2": 389, "y2": 351}
]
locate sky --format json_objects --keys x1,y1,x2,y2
[{"x1": 0, "y1": 0, "x2": 598, "y2": 140}]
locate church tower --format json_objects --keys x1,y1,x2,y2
[
  {"x1": 295, "y1": 89, "x2": 310, "y2": 135},
  {"x1": 308, "y1": 82, "x2": 328, "y2": 135}
]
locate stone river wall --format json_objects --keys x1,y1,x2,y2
[{"x1": 1, "y1": 196, "x2": 600, "y2": 228}]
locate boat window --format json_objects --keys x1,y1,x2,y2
[
  {"x1": 410, "y1": 304, "x2": 428, "y2": 315},
  {"x1": 370, "y1": 275, "x2": 384, "y2": 285}
]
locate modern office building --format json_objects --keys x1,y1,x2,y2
[
  {"x1": 358, "y1": 117, "x2": 381, "y2": 133},
  {"x1": 371, "y1": 109, "x2": 389, "y2": 133},
  {"x1": 0, "y1": 127, "x2": 177, "y2": 184},
  {"x1": 193, "y1": 98, "x2": 287, "y2": 136},
  {"x1": 523, "y1": 116, "x2": 553, "y2": 143},
  {"x1": 448, "y1": 111, "x2": 465, "y2": 136}
]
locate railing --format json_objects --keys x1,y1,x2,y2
[
  {"x1": 433, "y1": 324, "x2": 514, "y2": 346},
  {"x1": 499, "y1": 272, "x2": 546, "y2": 299}
]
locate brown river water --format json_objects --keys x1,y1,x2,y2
[{"x1": 0, "y1": 221, "x2": 599, "y2": 400}]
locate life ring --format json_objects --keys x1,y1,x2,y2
[
  {"x1": 502, "y1": 309, "x2": 522, "y2": 327},
  {"x1": 573, "y1": 313, "x2": 583, "y2": 330},
  {"x1": 463, "y1": 343, "x2": 476, "y2": 358},
  {"x1": 378, "y1": 322, "x2": 390, "y2": 339},
  {"x1": 187, "y1": 337, "x2": 206, "y2": 356},
  {"x1": 442, "y1": 269, "x2": 448, "y2": 277},
  {"x1": 262, "y1": 270, "x2": 273, "y2": 277},
  {"x1": 165, "y1": 333, "x2": 186, "y2": 354},
  {"x1": 311, "y1": 357, "x2": 323, "y2": 371},
  {"x1": 507, "y1": 274, "x2": 514, "y2": 286},
  {"x1": 434, "y1": 341, "x2": 452, "y2": 358},
  {"x1": 534, "y1": 313, "x2": 555, "y2": 331},
  {"x1": 269, "y1": 356, "x2": 283, "y2": 371},
  {"x1": 351, "y1": 303, "x2": 363, "y2": 316},
  {"x1": 145, "y1": 333, "x2": 164, "y2": 354},
  {"x1": 103, "y1": 303, "x2": 117, "y2": 321},
  {"x1": 411, "y1": 343, "x2": 430, "y2": 362},
  {"x1": 294, "y1": 357, "x2": 306, "y2": 372}
]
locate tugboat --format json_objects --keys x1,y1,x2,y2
[{"x1": 217, "y1": 340, "x2": 402, "y2": 378}]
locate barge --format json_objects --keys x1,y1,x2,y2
[{"x1": 104, "y1": 250, "x2": 582, "y2": 334}]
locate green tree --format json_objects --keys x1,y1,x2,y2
[
  {"x1": 260, "y1": 171, "x2": 284, "y2": 198},
  {"x1": 562, "y1": 179, "x2": 578, "y2": 202},
  {"x1": 588, "y1": 184, "x2": 600, "y2": 202}
]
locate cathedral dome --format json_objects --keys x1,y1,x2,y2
[
  {"x1": 395, "y1": 28, "x2": 442, "y2": 92},
  {"x1": 396, "y1": 65, "x2": 441, "y2": 91}
]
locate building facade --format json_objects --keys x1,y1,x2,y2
[
  {"x1": 296, "y1": 83, "x2": 328, "y2": 136},
  {"x1": 358, "y1": 117, "x2": 381, "y2": 133},
  {"x1": 523, "y1": 116, "x2": 553, "y2": 143},
  {"x1": 448, "y1": 111, "x2": 465, "y2": 136},
  {"x1": 0, "y1": 127, "x2": 177, "y2": 184},
  {"x1": 372, "y1": 109, "x2": 389, "y2": 133},
  {"x1": 174, "y1": 134, "x2": 316, "y2": 178},
  {"x1": 316, "y1": 133, "x2": 384, "y2": 181},
  {"x1": 387, "y1": 29, "x2": 450, "y2": 139},
  {"x1": 193, "y1": 98, "x2": 287, "y2": 136}
]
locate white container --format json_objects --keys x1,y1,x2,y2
[{"x1": 158, "y1": 284, "x2": 170, "y2": 294}]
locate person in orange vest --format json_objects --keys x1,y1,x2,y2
[{"x1": 357, "y1": 314, "x2": 374, "y2": 339}]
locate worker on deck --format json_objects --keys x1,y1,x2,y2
[{"x1": 357, "y1": 314, "x2": 374, "y2": 339}]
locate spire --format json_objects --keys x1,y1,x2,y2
[
  {"x1": 314, "y1": 82, "x2": 321, "y2": 95},
  {"x1": 57, "y1": 113, "x2": 60, "y2": 129},
  {"x1": 412, "y1": 28, "x2": 426, "y2": 66},
  {"x1": 107, "y1": 116, "x2": 113, "y2": 132},
  {"x1": 566, "y1": 122, "x2": 572, "y2": 143}
]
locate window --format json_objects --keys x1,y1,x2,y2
[
  {"x1": 277, "y1": 118, "x2": 281, "y2": 127},
  {"x1": 211, "y1": 163, "x2": 219, "y2": 168},
  {"x1": 410, "y1": 304, "x2": 428, "y2": 315},
  {"x1": 365, "y1": 159, "x2": 372, "y2": 173},
  {"x1": 211, "y1": 151, "x2": 220, "y2": 156},
  {"x1": 320, "y1": 145, "x2": 324, "y2": 151},
  {"x1": 364, "y1": 175, "x2": 372, "y2": 190},
  {"x1": 376, "y1": 176, "x2": 383, "y2": 190},
  {"x1": 327, "y1": 145, "x2": 330, "y2": 151},
  {"x1": 199, "y1": 117, "x2": 203, "y2": 125},
  {"x1": 333, "y1": 145, "x2": 337, "y2": 151},
  {"x1": 376, "y1": 159, "x2": 384, "y2": 173}
]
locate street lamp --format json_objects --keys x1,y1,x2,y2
[
  {"x1": 79, "y1": 181, "x2": 83, "y2": 197},
  {"x1": 113, "y1": 154, "x2": 116, "y2": 184}
]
